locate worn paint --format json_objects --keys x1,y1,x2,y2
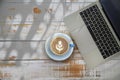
[
  {"x1": 45, "y1": 8, "x2": 53, "y2": 13},
  {"x1": 36, "y1": 28, "x2": 43, "y2": 33},
  {"x1": 33, "y1": 7, "x2": 41, "y2": 14},
  {"x1": 8, "y1": 56, "x2": 16, "y2": 60},
  {"x1": 70, "y1": 0, "x2": 78, "y2": 2},
  {"x1": 54, "y1": 59, "x2": 85, "y2": 78},
  {"x1": 8, "y1": 8, "x2": 15, "y2": 10},
  {"x1": 0, "y1": 63, "x2": 16, "y2": 67},
  {"x1": 8, "y1": 16, "x2": 13, "y2": 20},
  {"x1": 0, "y1": 72, "x2": 12, "y2": 78},
  {"x1": 7, "y1": 24, "x2": 31, "y2": 27},
  {"x1": 13, "y1": 30, "x2": 17, "y2": 32}
]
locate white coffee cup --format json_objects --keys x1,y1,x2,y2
[{"x1": 50, "y1": 36, "x2": 69, "y2": 55}]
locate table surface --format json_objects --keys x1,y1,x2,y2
[{"x1": 0, "y1": 0, "x2": 120, "y2": 80}]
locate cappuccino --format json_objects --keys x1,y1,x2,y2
[{"x1": 50, "y1": 37, "x2": 69, "y2": 55}]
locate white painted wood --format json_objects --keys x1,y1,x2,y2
[{"x1": 0, "y1": 0, "x2": 119, "y2": 79}]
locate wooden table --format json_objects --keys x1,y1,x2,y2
[{"x1": 0, "y1": 0, "x2": 120, "y2": 80}]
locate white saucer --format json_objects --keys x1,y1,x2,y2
[{"x1": 45, "y1": 33, "x2": 74, "y2": 61}]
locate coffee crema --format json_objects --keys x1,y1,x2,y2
[{"x1": 50, "y1": 37, "x2": 69, "y2": 55}]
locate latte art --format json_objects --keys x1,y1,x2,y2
[
  {"x1": 50, "y1": 37, "x2": 69, "y2": 55},
  {"x1": 56, "y1": 41, "x2": 64, "y2": 53}
]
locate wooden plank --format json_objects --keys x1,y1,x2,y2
[
  {"x1": 0, "y1": 59, "x2": 85, "y2": 79},
  {"x1": 0, "y1": 60, "x2": 119, "y2": 80}
]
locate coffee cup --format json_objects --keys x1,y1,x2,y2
[{"x1": 50, "y1": 36, "x2": 69, "y2": 55}]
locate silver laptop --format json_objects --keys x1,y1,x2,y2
[{"x1": 64, "y1": 0, "x2": 120, "y2": 69}]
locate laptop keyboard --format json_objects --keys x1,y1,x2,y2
[{"x1": 80, "y1": 5, "x2": 120, "y2": 59}]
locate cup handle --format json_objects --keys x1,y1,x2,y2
[{"x1": 69, "y1": 44, "x2": 75, "y2": 47}]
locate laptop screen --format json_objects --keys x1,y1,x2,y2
[{"x1": 100, "y1": 0, "x2": 120, "y2": 40}]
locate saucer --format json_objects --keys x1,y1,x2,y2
[{"x1": 45, "y1": 33, "x2": 74, "y2": 61}]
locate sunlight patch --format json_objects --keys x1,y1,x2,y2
[
  {"x1": 35, "y1": 0, "x2": 43, "y2": 5},
  {"x1": 20, "y1": 14, "x2": 33, "y2": 40}
]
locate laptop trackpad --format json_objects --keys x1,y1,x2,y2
[
  {"x1": 71, "y1": 25, "x2": 98, "y2": 54},
  {"x1": 113, "y1": 54, "x2": 120, "y2": 59}
]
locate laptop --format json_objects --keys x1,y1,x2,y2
[{"x1": 64, "y1": 0, "x2": 120, "y2": 69}]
